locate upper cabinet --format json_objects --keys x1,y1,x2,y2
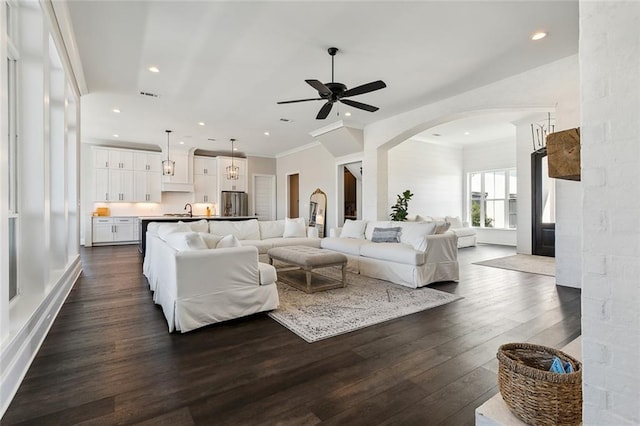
[
  {"x1": 93, "y1": 147, "x2": 162, "y2": 202},
  {"x1": 218, "y1": 156, "x2": 247, "y2": 192},
  {"x1": 193, "y1": 156, "x2": 218, "y2": 203}
]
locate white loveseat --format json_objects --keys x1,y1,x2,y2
[{"x1": 320, "y1": 220, "x2": 459, "y2": 288}]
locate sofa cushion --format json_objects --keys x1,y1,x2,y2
[
  {"x1": 186, "y1": 219, "x2": 209, "y2": 233},
  {"x1": 164, "y1": 232, "x2": 208, "y2": 251},
  {"x1": 158, "y1": 222, "x2": 193, "y2": 241},
  {"x1": 395, "y1": 221, "x2": 436, "y2": 251},
  {"x1": 341, "y1": 219, "x2": 367, "y2": 239},
  {"x1": 359, "y1": 242, "x2": 426, "y2": 266},
  {"x1": 364, "y1": 221, "x2": 392, "y2": 240},
  {"x1": 266, "y1": 237, "x2": 321, "y2": 249},
  {"x1": 445, "y1": 216, "x2": 464, "y2": 229},
  {"x1": 216, "y1": 234, "x2": 242, "y2": 248},
  {"x1": 209, "y1": 219, "x2": 260, "y2": 240},
  {"x1": 283, "y1": 217, "x2": 306, "y2": 238},
  {"x1": 320, "y1": 237, "x2": 363, "y2": 256},
  {"x1": 449, "y1": 227, "x2": 476, "y2": 238},
  {"x1": 240, "y1": 239, "x2": 274, "y2": 254},
  {"x1": 198, "y1": 233, "x2": 223, "y2": 249},
  {"x1": 147, "y1": 222, "x2": 161, "y2": 236},
  {"x1": 371, "y1": 227, "x2": 402, "y2": 243},
  {"x1": 259, "y1": 220, "x2": 285, "y2": 239}
]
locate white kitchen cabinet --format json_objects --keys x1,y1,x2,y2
[
  {"x1": 217, "y1": 156, "x2": 247, "y2": 192},
  {"x1": 134, "y1": 170, "x2": 161, "y2": 202},
  {"x1": 134, "y1": 152, "x2": 162, "y2": 173},
  {"x1": 194, "y1": 156, "x2": 217, "y2": 203},
  {"x1": 108, "y1": 169, "x2": 134, "y2": 201},
  {"x1": 94, "y1": 168, "x2": 110, "y2": 201},
  {"x1": 92, "y1": 217, "x2": 138, "y2": 245},
  {"x1": 108, "y1": 150, "x2": 133, "y2": 170},
  {"x1": 94, "y1": 148, "x2": 110, "y2": 169}
]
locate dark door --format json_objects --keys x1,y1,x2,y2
[{"x1": 531, "y1": 149, "x2": 555, "y2": 257}]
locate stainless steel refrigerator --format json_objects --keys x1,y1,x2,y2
[{"x1": 220, "y1": 191, "x2": 248, "y2": 217}]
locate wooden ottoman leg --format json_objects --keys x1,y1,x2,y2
[{"x1": 341, "y1": 262, "x2": 346, "y2": 287}]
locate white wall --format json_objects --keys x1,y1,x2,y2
[
  {"x1": 580, "y1": 1, "x2": 640, "y2": 424},
  {"x1": 463, "y1": 137, "x2": 517, "y2": 245},
  {"x1": 388, "y1": 139, "x2": 463, "y2": 218},
  {"x1": 276, "y1": 143, "x2": 335, "y2": 229},
  {"x1": 247, "y1": 156, "x2": 276, "y2": 216}
]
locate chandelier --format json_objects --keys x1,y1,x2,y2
[
  {"x1": 162, "y1": 130, "x2": 175, "y2": 176},
  {"x1": 531, "y1": 112, "x2": 555, "y2": 153},
  {"x1": 226, "y1": 138, "x2": 239, "y2": 180}
]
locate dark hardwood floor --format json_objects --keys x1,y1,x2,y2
[{"x1": 2, "y1": 244, "x2": 581, "y2": 425}]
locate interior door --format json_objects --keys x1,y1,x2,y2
[
  {"x1": 288, "y1": 173, "x2": 299, "y2": 218},
  {"x1": 532, "y1": 149, "x2": 555, "y2": 257},
  {"x1": 253, "y1": 174, "x2": 276, "y2": 220}
]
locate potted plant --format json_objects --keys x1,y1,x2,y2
[{"x1": 390, "y1": 189, "x2": 413, "y2": 221}]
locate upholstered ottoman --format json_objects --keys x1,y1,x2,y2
[{"x1": 267, "y1": 246, "x2": 347, "y2": 293}]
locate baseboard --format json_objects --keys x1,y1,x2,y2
[{"x1": 0, "y1": 255, "x2": 82, "y2": 418}]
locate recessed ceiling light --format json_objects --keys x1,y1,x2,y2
[
  {"x1": 464, "y1": 131, "x2": 470, "y2": 136},
  {"x1": 112, "y1": 108, "x2": 120, "y2": 113},
  {"x1": 148, "y1": 66, "x2": 160, "y2": 73},
  {"x1": 264, "y1": 131, "x2": 270, "y2": 136},
  {"x1": 345, "y1": 112, "x2": 352, "y2": 117},
  {"x1": 531, "y1": 32, "x2": 547, "y2": 41},
  {"x1": 179, "y1": 141, "x2": 184, "y2": 145},
  {"x1": 233, "y1": 147, "x2": 238, "y2": 151},
  {"x1": 113, "y1": 134, "x2": 119, "y2": 138},
  {"x1": 198, "y1": 122, "x2": 205, "y2": 126}
]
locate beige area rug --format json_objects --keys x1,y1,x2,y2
[
  {"x1": 267, "y1": 267, "x2": 461, "y2": 343},
  {"x1": 473, "y1": 254, "x2": 555, "y2": 277}
]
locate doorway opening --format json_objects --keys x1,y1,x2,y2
[
  {"x1": 288, "y1": 173, "x2": 299, "y2": 218},
  {"x1": 531, "y1": 149, "x2": 555, "y2": 256},
  {"x1": 339, "y1": 162, "x2": 362, "y2": 224}
]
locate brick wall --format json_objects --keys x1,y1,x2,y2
[{"x1": 580, "y1": 1, "x2": 640, "y2": 423}]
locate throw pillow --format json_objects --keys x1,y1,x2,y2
[
  {"x1": 199, "y1": 233, "x2": 223, "y2": 249},
  {"x1": 164, "y1": 232, "x2": 206, "y2": 251},
  {"x1": 341, "y1": 219, "x2": 367, "y2": 239},
  {"x1": 283, "y1": 217, "x2": 306, "y2": 238},
  {"x1": 216, "y1": 234, "x2": 241, "y2": 248},
  {"x1": 371, "y1": 227, "x2": 402, "y2": 243},
  {"x1": 396, "y1": 221, "x2": 437, "y2": 251},
  {"x1": 434, "y1": 221, "x2": 451, "y2": 234},
  {"x1": 445, "y1": 216, "x2": 464, "y2": 229},
  {"x1": 184, "y1": 232, "x2": 208, "y2": 250}
]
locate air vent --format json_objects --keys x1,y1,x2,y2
[
  {"x1": 139, "y1": 91, "x2": 159, "y2": 98},
  {"x1": 280, "y1": 118, "x2": 293, "y2": 122}
]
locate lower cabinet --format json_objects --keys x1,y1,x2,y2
[{"x1": 92, "y1": 217, "x2": 139, "y2": 245}]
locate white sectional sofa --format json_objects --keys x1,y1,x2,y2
[
  {"x1": 320, "y1": 220, "x2": 459, "y2": 288},
  {"x1": 142, "y1": 218, "x2": 321, "y2": 332},
  {"x1": 410, "y1": 215, "x2": 477, "y2": 248}
]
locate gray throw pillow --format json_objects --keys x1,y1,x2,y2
[{"x1": 371, "y1": 226, "x2": 402, "y2": 243}]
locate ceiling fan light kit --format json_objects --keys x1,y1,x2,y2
[{"x1": 277, "y1": 47, "x2": 387, "y2": 119}]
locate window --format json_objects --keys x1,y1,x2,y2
[
  {"x1": 469, "y1": 168, "x2": 517, "y2": 229},
  {"x1": 6, "y1": 1, "x2": 19, "y2": 301}
]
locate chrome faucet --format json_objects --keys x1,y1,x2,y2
[{"x1": 184, "y1": 203, "x2": 193, "y2": 217}]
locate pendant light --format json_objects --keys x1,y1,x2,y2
[
  {"x1": 226, "y1": 138, "x2": 239, "y2": 180},
  {"x1": 162, "y1": 129, "x2": 175, "y2": 176}
]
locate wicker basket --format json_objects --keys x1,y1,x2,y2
[{"x1": 497, "y1": 343, "x2": 582, "y2": 425}]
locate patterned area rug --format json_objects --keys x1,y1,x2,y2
[
  {"x1": 267, "y1": 267, "x2": 461, "y2": 343},
  {"x1": 473, "y1": 254, "x2": 555, "y2": 276}
]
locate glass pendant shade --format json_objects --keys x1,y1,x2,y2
[
  {"x1": 163, "y1": 129, "x2": 175, "y2": 176},
  {"x1": 226, "y1": 138, "x2": 239, "y2": 180}
]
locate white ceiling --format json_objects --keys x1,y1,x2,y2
[{"x1": 66, "y1": 1, "x2": 578, "y2": 156}]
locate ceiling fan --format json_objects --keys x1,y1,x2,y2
[{"x1": 277, "y1": 47, "x2": 387, "y2": 119}]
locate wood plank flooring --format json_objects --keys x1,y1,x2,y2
[{"x1": 2, "y1": 244, "x2": 581, "y2": 425}]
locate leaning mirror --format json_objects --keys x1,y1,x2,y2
[{"x1": 309, "y1": 188, "x2": 327, "y2": 238}]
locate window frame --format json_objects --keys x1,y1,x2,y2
[{"x1": 469, "y1": 168, "x2": 517, "y2": 230}]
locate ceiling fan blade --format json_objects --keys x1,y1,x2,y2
[
  {"x1": 342, "y1": 80, "x2": 387, "y2": 98},
  {"x1": 306, "y1": 79, "x2": 332, "y2": 96},
  {"x1": 277, "y1": 98, "x2": 323, "y2": 104},
  {"x1": 316, "y1": 102, "x2": 333, "y2": 119},
  {"x1": 340, "y1": 98, "x2": 379, "y2": 112}
]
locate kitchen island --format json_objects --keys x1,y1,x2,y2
[{"x1": 138, "y1": 216, "x2": 258, "y2": 255}]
